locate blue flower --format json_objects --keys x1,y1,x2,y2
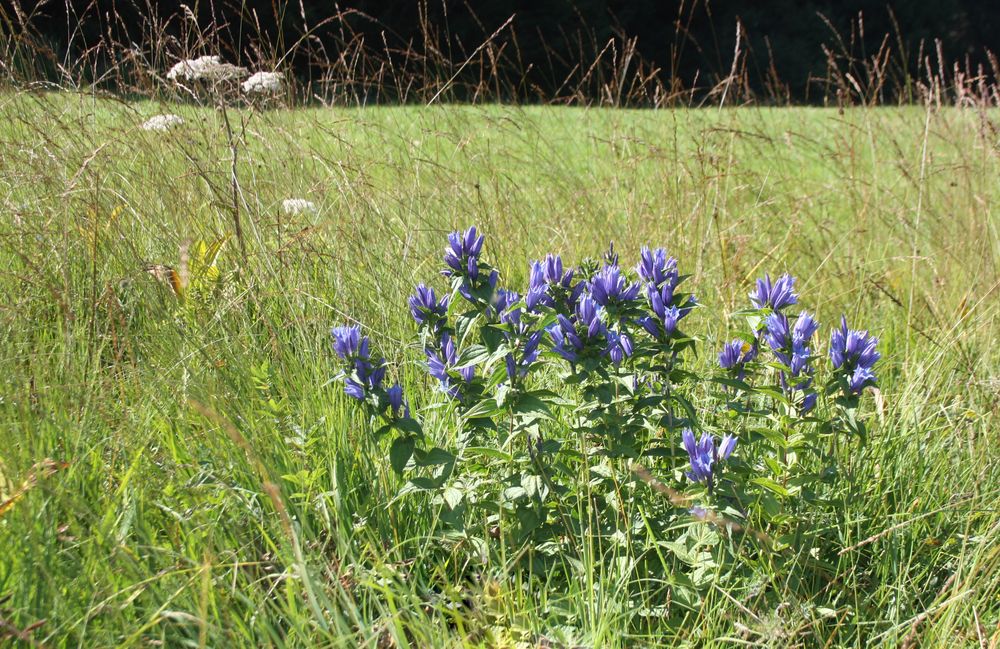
[
  {"x1": 386, "y1": 383, "x2": 410, "y2": 418},
  {"x1": 442, "y1": 227, "x2": 499, "y2": 305},
  {"x1": 604, "y1": 241, "x2": 619, "y2": 267},
  {"x1": 590, "y1": 265, "x2": 640, "y2": 308},
  {"x1": 765, "y1": 312, "x2": 818, "y2": 377},
  {"x1": 458, "y1": 268, "x2": 498, "y2": 304},
  {"x1": 504, "y1": 331, "x2": 544, "y2": 381},
  {"x1": 526, "y1": 254, "x2": 580, "y2": 312},
  {"x1": 331, "y1": 325, "x2": 365, "y2": 360},
  {"x1": 330, "y1": 325, "x2": 385, "y2": 400},
  {"x1": 443, "y1": 227, "x2": 485, "y2": 279},
  {"x1": 689, "y1": 506, "x2": 709, "y2": 521},
  {"x1": 718, "y1": 339, "x2": 756, "y2": 372},
  {"x1": 639, "y1": 281, "x2": 696, "y2": 340},
  {"x1": 547, "y1": 294, "x2": 608, "y2": 362},
  {"x1": 547, "y1": 320, "x2": 580, "y2": 362},
  {"x1": 636, "y1": 246, "x2": 679, "y2": 290},
  {"x1": 750, "y1": 273, "x2": 798, "y2": 311},
  {"x1": 576, "y1": 294, "x2": 606, "y2": 338},
  {"x1": 425, "y1": 333, "x2": 473, "y2": 400},
  {"x1": 682, "y1": 428, "x2": 736, "y2": 486},
  {"x1": 494, "y1": 288, "x2": 544, "y2": 382},
  {"x1": 408, "y1": 284, "x2": 450, "y2": 329},
  {"x1": 494, "y1": 288, "x2": 522, "y2": 322},
  {"x1": 830, "y1": 316, "x2": 880, "y2": 394},
  {"x1": 765, "y1": 311, "x2": 820, "y2": 411},
  {"x1": 604, "y1": 329, "x2": 634, "y2": 365}
]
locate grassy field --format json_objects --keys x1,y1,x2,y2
[{"x1": 0, "y1": 92, "x2": 997, "y2": 647}]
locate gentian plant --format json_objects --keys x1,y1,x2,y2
[{"x1": 329, "y1": 226, "x2": 881, "y2": 597}]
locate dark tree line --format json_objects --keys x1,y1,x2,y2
[{"x1": 4, "y1": 0, "x2": 998, "y2": 103}]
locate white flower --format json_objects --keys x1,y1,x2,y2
[
  {"x1": 282, "y1": 199, "x2": 316, "y2": 215},
  {"x1": 142, "y1": 114, "x2": 185, "y2": 132},
  {"x1": 166, "y1": 55, "x2": 248, "y2": 82},
  {"x1": 242, "y1": 71, "x2": 283, "y2": 94}
]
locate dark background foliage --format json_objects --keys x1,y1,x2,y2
[{"x1": 3, "y1": 0, "x2": 999, "y2": 103}]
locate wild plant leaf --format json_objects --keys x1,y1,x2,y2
[{"x1": 389, "y1": 435, "x2": 415, "y2": 475}]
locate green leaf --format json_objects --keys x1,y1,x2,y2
[
  {"x1": 401, "y1": 476, "x2": 440, "y2": 492},
  {"x1": 754, "y1": 385, "x2": 791, "y2": 404},
  {"x1": 751, "y1": 477, "x2": 791, "y2": 497},
  {"x1": 462, "y1": 398, "x2": 502, "y2": 421},
  {"x1": 711, "y1": 376, "x2": 752, "y2": 391},
  {"x1": 513, "y1": 393, "x2": 553, "y2": 420},
  {"x1": 389, "y1": 435, "x2": 415, "y2": 475},
  {"x1": 521, "y1": 474, "x2": 548, "y2": 501},
  {"x1": 503, "y1": 486, "x2": 527, "y2": 501},
  {"x1": 529, "y1": 389, "x2": 574, "y2": 408},
  {"x1": 393, "y1": 417, "x2": 423, "y2": 437},
  {"x1": 464, "y1": 446, "x2": 513, "y2": 463},
  {"x1": 442, "y1": 486, "x2": 463, "y2": 510},
  {"x1": 416, "y1": 447, "x2": 455, "y2": 466},
  {"x1": 454, "y1": 344, "x2": 489, "y2": 369}
]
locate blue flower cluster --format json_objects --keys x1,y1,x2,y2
[
  {"x1": 442, "y1": 226, "x2": 498, "y2": 304},
  {"x1": 830, "y1": 316, "x2": 880, "y2": 394},
  {"x1": 331, "y1": 325, "x2": 387, "y2": 400},
  {"x1": 749, "y1": 273, "x2": 798, "y2": 311},
  {"x1": 526, "y1": 254, "x2": 583, "y2": 313},
  {"x1": 495, "y1": 288, "x2": 544, "y2": 382},
  {"x1": 425, "y1": 332, "x2": 475, "y2": 400},
  {"x1": 718, "y1": 339, "x2": 756, "y2": 379},
  {"x1": 636, "y1": 246, "x2": 696, "y2": 341},
  {"x1": 408, "y1": 283, "x2": 449, "y2": 331},
  {"x1": 717, "y1": 271, "x2": 880, "y2": 411},
  {"x1": 548, "y1": 294, "x2": 605, "y2": 362},
  {"x1": 682, "y1": 428, "x2": 737, "y2": 490},
  {"x1": 764, "y1": 310, "x2": 820, "y2": 412},
  {"x1": 547, "y1": 263, "x2": 635, "y2": 365},
  {"x1": 330, "y1": 325, "x2": 410, "y2": 419}
]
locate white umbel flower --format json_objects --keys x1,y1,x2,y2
[
  {"x1": 243, "y1": 71, "x2": 283, "y2": 94},
  {"x1": 142, "y1": 114, "x2": 185, "y2": 132},
  {"x1": 282, "y1": 199, "x2": 317, "y2": 215},
  {"x1": 166, "y1": 55, "x2": 248, "y2": 82}
]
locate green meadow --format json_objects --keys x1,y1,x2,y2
[{"x1": 0, "y1": 92, "x2": 997, "y2": 646}]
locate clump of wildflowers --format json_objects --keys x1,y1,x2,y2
[
  {"x1": 141, "y1": 114, "x2": 184, "y2": 132},
  {"x1": 327, "y1": 228, "x2": 888, "y2": 565},
  {"x1": 166, "y1": 55, "x2": 248, "y2": 82},
  {"x1": 242, "y1": 70, "x2": 283, "y2": 94},
  {"x1": 682, "y1": 428, "x2": 737, "y2": 492},
  {"x1": 282, "y1": 198, "x2": 317, "y2": 215},
  {"x1": 830, "y1": 316, "x2": 880, "y2": 395}
]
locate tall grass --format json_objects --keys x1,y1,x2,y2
[{"x1": 0, "y1": 91, "x2": 997, "y2": 646}]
